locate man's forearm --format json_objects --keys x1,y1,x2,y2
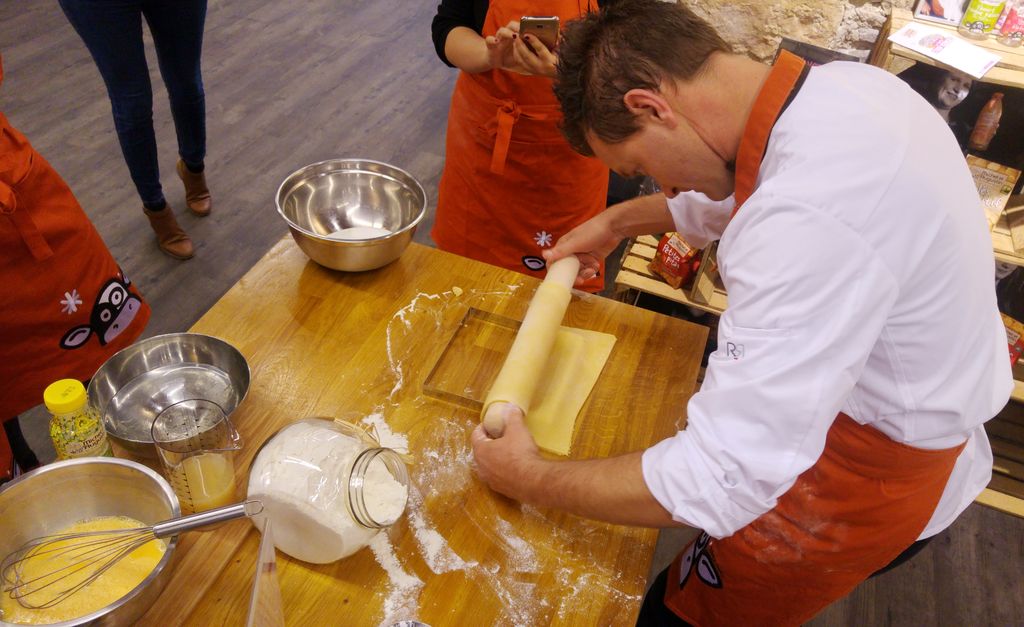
[
  {"x1": 607, "y1": 193, "x2": 675, "y2": 239},
  {"x1": 525, "y1": 452, "x2": 683, "y2": 527}
]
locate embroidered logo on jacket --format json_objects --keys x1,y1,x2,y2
[
  {"x1": 679, "y1": 532, "x2": 723, "y2": 589},
  {"x1": 725, "y1": 341, "x2": 745, "y2": 360},
  {"x1": 60, "y1": 270, "x2": 141, "y2": 349}
]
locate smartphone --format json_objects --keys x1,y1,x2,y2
[{"x1": 519, "y1": 16, "x2": 560, "y2": 52}]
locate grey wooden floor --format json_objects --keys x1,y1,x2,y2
[{"x1": 3, "y1": 1, "x2": 1022, "y2": 625}]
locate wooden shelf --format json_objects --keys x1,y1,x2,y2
[
  {"x1": 1013, "y1": 377, "x2": 1024, "y2": 404},
  {"x1": 613, "y1": 235, "x2": 727, "y2": 315},
  {"x1": 992, "y1": 212, "x2": 1024, "y2": 267},
  {"x1": 871, "y1": 8, "x2": 1024, "y2": 89}
]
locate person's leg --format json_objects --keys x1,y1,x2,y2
[
  {"x1": 869, "y1": 536, "x2": 935, "y2": 577},
  {"x1": 636, "y1": 568, "x2": 694, "y2": 627},
  {"x1": 143, "y1": 0, "x2": 207, "y2": 171},
  {"x1": 3, "y1": 417, "x2": 39, "y2": 473},
  {"x1": 57, "y1": 0, "x2": 165, "y2": 209}
]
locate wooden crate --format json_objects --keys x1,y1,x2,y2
[
  {"x1": 613, "y1": 235, "x2": 727, "y2": 315},
  {"x1": 871, "y1": 8, "x2": 1024, "y2": 88},
  {"x1": 980, "y1": 404, "x2": 1024, "y2": 518}
]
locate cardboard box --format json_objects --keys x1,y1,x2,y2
[{"x1": 968, "y1": 155, "x2": 1022, "y2": 231}]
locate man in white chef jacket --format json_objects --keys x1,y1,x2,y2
[{"x1": 470, "y1": 1, "x2": 1012, "y2": 625}]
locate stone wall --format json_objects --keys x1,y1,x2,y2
[{"x1": 687, "y1": 0, "x2": 917, "y2": 61}]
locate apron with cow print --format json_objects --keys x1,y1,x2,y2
[{"x1": 0, "y1": 54, "x2": 150, "y2": 419}]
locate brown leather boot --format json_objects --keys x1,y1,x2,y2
[
  {"x1": 177, "y1": 159, "x2": 212, "y2": 216},
  {"x1": 144, "y1": 205, "x2": 194, "y2": 259}
]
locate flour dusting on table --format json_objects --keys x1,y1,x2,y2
[
  {"x1": 384, "y1": 285, "x2": 523, "y2": 402},
  {"x1": 369, "y1": 283, "x2": 647, "y2": 624},
  {"x1": 369, "y1": 531, "x2": 423, "y2": 626}
]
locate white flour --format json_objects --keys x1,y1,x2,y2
[
  {"x1": 362, "y1": 412, "x2": 409, "y2": 452},
  {"x1": 383, "y1": 284, "x2": 523, "y2": 403},
  {"x1": 248, "y1": 420, "x2": 408, "y2": 564},
  {"x1": 408, "y1": 488, "x2": 475, "y2": 574},
  {"x1": 326, "y1": 226, "x2": 391, "y2": 240},
  {"x1": 369, "y1": 531, "x2": 423, "y2": 625},
  {"x1": 366, "y1": 285, "x2": 646, "y2": 624}
]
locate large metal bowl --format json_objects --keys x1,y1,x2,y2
[
  {"x1": 87, "y1": 333, "x2": 250, "y2": 457},
  {"x1": 275, "y1": 159, "x2": 426, "y2": 272},
  {"x1": 0, "y1": 458, "x2": 180, "y2": 626}
]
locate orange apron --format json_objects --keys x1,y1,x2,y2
[
  {"x1": 0, "y1": 54, "x2": 151, "y2": 423},
  {"x1": 663, "y1": 52, "x2": 968, "y2": 626},
  {"x1": 432, "y1": 0, "x2": 609, "y2": 292}
]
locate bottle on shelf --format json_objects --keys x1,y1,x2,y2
[
  {"x1": 998, "y1": 0, "x2": 1024, "y2": 46},
  {"x1": 969, "y1": 92, "x2": 1004, "y2": 151},
  {"x1": 43, "y1": 379, "x2": 113, "y2": 460},
  {"x1": 960, "y1": 0, "x2": 1008, "y2": 39}
]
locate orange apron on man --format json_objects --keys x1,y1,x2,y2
[
  {"x1": 0, "y1": 54, "x2": 151, "y2": 428},
  {"x1": 432, "y1": 0, "x2": 609, "y2": 292},
  {"x1": 663, "y1": 51, "x2": 967, "y2": 626}
]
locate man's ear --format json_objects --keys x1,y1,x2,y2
[{"x1": 623, "y1": 89, "x2": 676, "y2": 128}]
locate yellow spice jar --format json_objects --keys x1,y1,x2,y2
[{"x1": 43, "y1": 379, "x2": 113, "y2": 459}]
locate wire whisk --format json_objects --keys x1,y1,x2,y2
[{"x1": 1, "y1": 500, "x2": 262, "y2": 610}]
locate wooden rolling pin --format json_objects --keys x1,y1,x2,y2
[{"x1": 481, "y1": 256, "x2": 580, "y2": 437}]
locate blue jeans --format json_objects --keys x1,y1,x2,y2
[{"x1": 58, "y1": 0, "x2": 208, "y2": 208}]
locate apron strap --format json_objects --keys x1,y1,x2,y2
[
  {"x1": 456, "y1": 74, "x2": 561, "y2": 176},
  {"x1": 1, "y1": 180, "x2": 54, "y2": 261},
  {"x1": 732, "y1": 50, "x2": 808, "y2": 215},
  {"x1": 491, "y1": 102, "x2": 519, "y2": 175}
]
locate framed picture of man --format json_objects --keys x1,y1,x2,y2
[{"x1": 914, "y1": 0, "x2": 970, "y2": 27}]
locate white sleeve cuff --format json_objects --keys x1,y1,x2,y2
[{"x1": 641, "y1": 432, "x2": 765, "y2": 539}]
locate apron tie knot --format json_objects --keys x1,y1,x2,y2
[{"x1": 490, "y1": 100, "x2": 521, "y2": 175}]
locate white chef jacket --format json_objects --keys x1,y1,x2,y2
[{"x1": 641, "y1": 61, "x2": 1012, "y2": 540}]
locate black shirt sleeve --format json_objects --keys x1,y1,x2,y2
[{"x1": 431, "y1": 0, "x2": 489, "y2": 68}]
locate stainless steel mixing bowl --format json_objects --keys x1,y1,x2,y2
[
  {"x1": 275, "y1": 159, "x2": 426, "y2": 271},
  {"x1": 0, "y1": 458, "x2": 180, "y2": 626},
  {"x1": 87, "y1": 333, "x2": 250, "y2": 457}
]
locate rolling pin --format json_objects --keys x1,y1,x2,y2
[{"x1": 480, "y1": 256, "x2": 580, "y2": 437}]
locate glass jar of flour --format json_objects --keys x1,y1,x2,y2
[{"x1": 247, "y1": 418, "x2": 410, "y2": 563}]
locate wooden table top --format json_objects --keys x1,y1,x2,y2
[{"x1": 135, "y1": 238, "x2": 707, "y2": 626}]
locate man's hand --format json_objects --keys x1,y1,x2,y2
[
  {"x1": 543, "y1": 211, "x2": 625, "y2": 286},
  {"x1": 471, "y1": 403, "x2": 545, "y2": 501}
]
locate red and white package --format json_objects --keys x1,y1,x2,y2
[{"x1": 649, "y1": 233, "x2": 699, "y2": 289}]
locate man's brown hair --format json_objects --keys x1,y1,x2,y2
[{"x1": 554, "y1": 0, "x2": 732, "y2": 156}]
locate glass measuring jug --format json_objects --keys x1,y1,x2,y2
[{"x1": 151, "y1": 399, "x2": 242, "y2": 514}]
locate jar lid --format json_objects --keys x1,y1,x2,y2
[{"x1": 43, "y1": 379, "x2": 88, "y2": 414}]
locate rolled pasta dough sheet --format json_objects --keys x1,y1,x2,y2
[{"x1": 527, "y1": 325, "x2": 616, "y2": 455}]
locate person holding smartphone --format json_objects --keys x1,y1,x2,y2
[{"x1": 430, "y1": 1, "x2": 610, "y2": 291}]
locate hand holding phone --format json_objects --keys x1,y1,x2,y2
[{"x1": 519, "y1": 16, "x2": 560, "y2": 52}]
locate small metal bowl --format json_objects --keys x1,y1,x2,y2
[
  {"x1": 275, "y1": 159, "x2": 426, "y2": 272},
  {"x1": 87, "y1": 333, "x2": 250, "y2": 457},
  {"x1": 0, "y1": 458, "x2": 180, "y2": 626}
]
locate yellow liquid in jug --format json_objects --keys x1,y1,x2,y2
[
  {"x1": 174, "y1": 453, "x2": 236, "y2": 512},
  {"x1": 0, "y1": 516, "x2": 165, "y2": 625}
]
